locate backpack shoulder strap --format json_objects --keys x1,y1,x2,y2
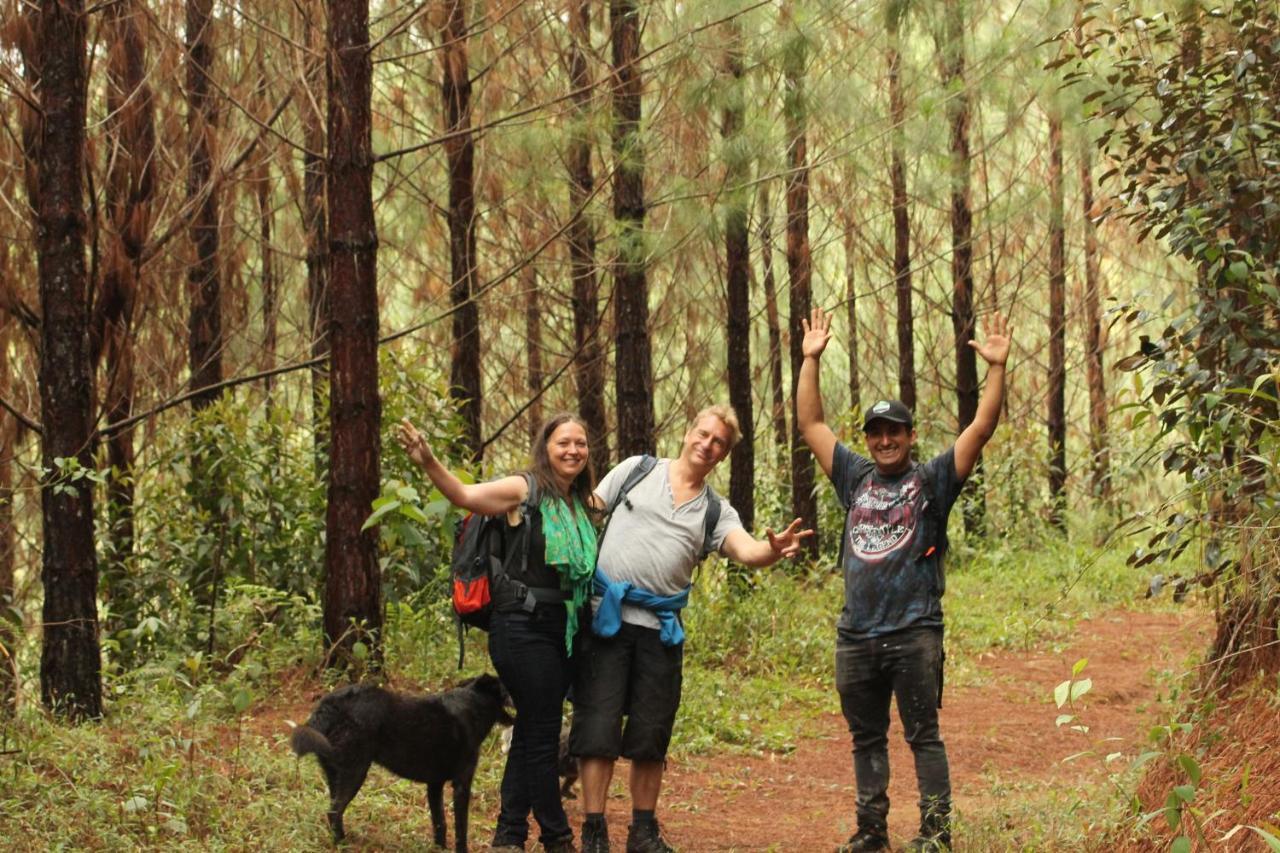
[
  {"x1": 916, "y1": 463, "x2": 948, "y2": 556},
  {"x1": 835, "y1": 458, "x2": 876, "y2": 570},
  {"x1": 700, "y1": 485, "x2": 722, "y2": 560},
  {"x1": 607, "y1": 454, "x2": 657, "y2": 514}
]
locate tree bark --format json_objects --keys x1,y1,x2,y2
[
  {"x1": 325, "y1": 0, "x2": 383, "y2": 668},
  {"x1": 783, "y1": 6, "x2": 818, "y2": 556},
  {"x1": 441, "y1": 0, "x2": 483, "y2": 461},
  {"x1": 254, "y1": 62, "x2": 278, "y2": 404},
  {"x1": 611, "y1": 0, "x2": 655, "y2": 458},
  {"x1": 758, "y1": 183, "x2": 788, "y2": 461},
  {"x1": 1047, "y1": 106, "x2": 1067, "y2": 530},
  {"x1": 99, "y1": 0, "x2": 155, "y2": 585},
  {"x1": 186, "y1": 0, "x2": 223, "y2": 409},
  {"x1": 301, "y1": 1, "x2": 329, "y2": 472},
  {"x1": 29, "y1": 0, "x2": 102, "y2": 719},
  {"x1": 843, "y1": 223, "x2": 861, "y2": 418},
  {"x1": 888, "y1": 5, "x2": 915, "y2": 411},
  {"x1": 1079, "y1": 141, "x2": 1109, "y2": 500},
  {"x1": 723, "y1": 29, "x2": 754, "y2": 532},
  {"x1": 0, "y1": 319, "x2": 15, "y2": 712},
  {"x1": 566, "y1": 0, "x2": 610, "y2": 475},
  {"x1": 185, "y1": 0, "x2": 225, "y2": 618},
  {"x1": 525, "y1": 265, "x2": 543, "y2": 447},
  {"x1": 940, "y1": 0, "x2": 984, "y2": 535}
]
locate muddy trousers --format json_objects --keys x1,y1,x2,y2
[{"x1": 836, "y1": 626, "x2": 950, "y2": 836}]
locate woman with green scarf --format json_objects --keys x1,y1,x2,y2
[{"x1": 397, "y1": 412, "x2": 597, "y2": 853}]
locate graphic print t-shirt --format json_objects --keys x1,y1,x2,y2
[{"x1": 830, "y1": 442, "x2": 964, "y2": 641}]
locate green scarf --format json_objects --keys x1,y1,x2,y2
[{"x1": 540, "y1": 494, "x2": 598, "y2": 653}]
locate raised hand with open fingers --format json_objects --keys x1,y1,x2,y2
[
  {"x1": 801, "y1": 306, "x2": 833, "y2": 360},
  {"x1": 765, "y1": 517, "x2": 816, "y2": 559},
  {"x1": 395, "y1": 417, "x2": 436, "y2": 470},
  {"x1": 968, "y1": 310, "x2": 1012, "y2": 367}
]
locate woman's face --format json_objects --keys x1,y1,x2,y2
[{"x1": 546, "y1": 421, "x2": 589, "y2": 483}]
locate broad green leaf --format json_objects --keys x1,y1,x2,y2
[
  {"x1": 1173, "y1": 784, "x2": 1196, "y2": 803},
  {"x1": 362, "y1": 499, "x2": 401, "y2": 531},
  {"x1": 1054, "y1": 679, "x2": 1071, "y2": 708},
  {"x1": 1171, "y1": 836, "x2": 1191, "y2": 853},
  {"x1": 231, "y1": 688, "x2": 252, "y2": 713},
  {"x1": 1177, "y1": 754, "x2": 1202, "y2": 786},
  {"x1": 123, "y1": 795, "x2": 149, "y2": 813},
  {"x1": 1070, "y1": 678, "x2": 1093, "y2": 702},
  {"x1": 1055, "y1": 714, "x2": 1074, "y2": 727},
  {"x1": 1072, "y1": 658, "x2": 1089, "y2": 676},
  {"x1": 352, "y1": 641, "x2": 368, "y2": 660}
]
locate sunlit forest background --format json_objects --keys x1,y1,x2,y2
[{"x1": 0, "y1": 0, "x2": 1277, "y2": 848}]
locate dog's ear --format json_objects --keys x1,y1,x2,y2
[{"x1": 477, "y1": 673, "x2": 516, "y2": 725}]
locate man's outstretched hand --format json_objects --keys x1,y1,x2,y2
[
  {"x1": 968, "y1": 311, "x2": 1011, "y2": 367},
  {"x1": 765, "y1": 518, "x2": 816, "y2": 559}
]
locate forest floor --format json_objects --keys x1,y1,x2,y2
[
  {"x1": 247, "y1": 606, "x2": 1209, "y2": 852},
  {"x1": 599, "y1": 607, "x2": 1209, "y2": 852}
]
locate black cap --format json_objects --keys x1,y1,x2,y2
[{"x1": 862, "y1": 399, "x2": 913, "y2": 432}]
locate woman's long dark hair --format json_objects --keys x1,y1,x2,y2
[{"x1": 529, "y1": 412, "x2": 595, "y2": 509}]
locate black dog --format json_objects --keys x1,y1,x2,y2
[{"x1": 291, "y1": 673, "x2": 513, "y2": 850}]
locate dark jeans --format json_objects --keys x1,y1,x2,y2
[
  {"x1": 488, "y1": 608, "x2": 574, "y2": 847},
  {"x1": 835, "y1": 626, "x2": 950, "y2": 834}
]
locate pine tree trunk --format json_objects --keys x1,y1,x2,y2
[
  {"x1": 185, "y1": 0, "x2": 225, "y2": 620},
  {"x1": 0, "y1": 319, "x2": 15, "y2": 712},
  {"x1": 758, "y1": 183, "x2": 788, "y2": 462},
  {"x1": 186, "y1": 0, "x2": 222, "y2": 409},
  {"x1": 1047, "y1": 106, "x2": 1068, "y2": 530},
  {"x1": 254, "y1": 61, "x2": 278, "y2": 405},
  {"x1": 611, "y1": 0, "x2": 655, "y2": 458},
  {"x1": 942, "y1": 0, "x2": 984, "y2": 535},
  {"x1": 1079, "y1": 142, "x2": 1109, "y2": 500},
  {"x1": 525, "y1": 265, "x2": 543, "y2": 447},
  {"x1": 324, "y1": 0, "x2": 383, "y2": 668},
  {"x1": 783, "y1": 6, "x2": 818, "y2": 556},
  {"x1": 100, "y1": 0, "x2": 154, "y2": 590},
  {"x1": 29, "y1": 0, "x2": 102, "y2": 719},
  {"x1": 889, "y1": 8, "x2": 915, "y2": 412},
  {"x1": 301, "y1": 1, "x2": 329, "y2": 473},
  {"x1": 441, "y1": 0, "x2": 483, "y2": 461},
  {"x1": 566, "y1": 0, "x2": 610, "y2": 475},
  {"x1": 843, "y1": 223, "x2": 861, "y2": 418},
  {"x1": 723, "y1": 31, "x2": 754, "y2": 533}
]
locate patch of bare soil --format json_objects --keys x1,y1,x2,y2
[{"x1": 558, "y1": 608, "x2": 1208, "y2": 852}]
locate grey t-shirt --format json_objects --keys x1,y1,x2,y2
[
  {"x1": 830, "y1": 442, "x2": 964, "y2": 641},
  {"x1": 592, "y1": 456, "x2": 743, "y2": 630}
]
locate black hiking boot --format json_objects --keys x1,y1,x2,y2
[
  {"x1": 898, "y1": 811, "x2": 950, "y2": 852},
  {"x1": 837, "y1": 827, "x2": 891, "y2": 852},
  {"x1": 625, "y1": 819, "x2": 675, "y2": 853},
  {"x1": 581, "y1": 820, "x2": 610, "y2": 853}
]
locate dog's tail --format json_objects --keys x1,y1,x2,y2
[{"x1": 290, "y1": 724, "x2": 333, "y2": 759}]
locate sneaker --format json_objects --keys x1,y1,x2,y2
[
  {"x1": 581, "y1": 820, "x2": 610, "y2": 853},
  {"x1": 836, "y1": 828, "x2": 891, "y2": 852},
  {"x1": 625, "y1": 819, "x2": 675, "y2": 853}
]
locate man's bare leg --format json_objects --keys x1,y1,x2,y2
[
  {"x1": 630, "y1": 759, "x2": 664, "y2": 810},
  {"x1": 581, "y1": 756, "x2": 616, "y2": 814}
]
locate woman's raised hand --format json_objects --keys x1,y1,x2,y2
[{"x1": 395, "y1": 417, "x2": 435, "y2": 469}]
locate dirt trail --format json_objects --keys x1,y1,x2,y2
[{"x1": 565, "y1": 608, "x2": 1207, "y2": 852}]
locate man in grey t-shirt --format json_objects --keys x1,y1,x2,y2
[
  {"x1": 798, "y1": 306, "x2": 1011, "y2": 852},
  {"x1": 573, "y1": 405, "x2": 812, "y2": 853}
]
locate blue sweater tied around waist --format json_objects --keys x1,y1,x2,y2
[{"x1": 591, "y1": 567, "x2": 690, "y2": 646}]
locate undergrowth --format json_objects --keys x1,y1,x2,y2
[{"x1": 0, "y1": 516, "x2": 1196, "y2": 849}]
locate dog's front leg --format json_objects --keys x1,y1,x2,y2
[
  {"x1": 452, "y1": 777, "x2": 473, "y2": 853},
  {"x1": 426, "y1": 781, "x2": 447, "y2": 849}
]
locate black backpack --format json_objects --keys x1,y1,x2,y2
[
  {"x1": 451, "y1": 472, "x2": 566, "y2": 667},
  {"x1": 601, "y1": 455, "x2": 722, "y2": 562}
]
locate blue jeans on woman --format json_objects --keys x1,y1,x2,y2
[{"x1": 488, "y1": 607, "x2": 575, "y2": 848}]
